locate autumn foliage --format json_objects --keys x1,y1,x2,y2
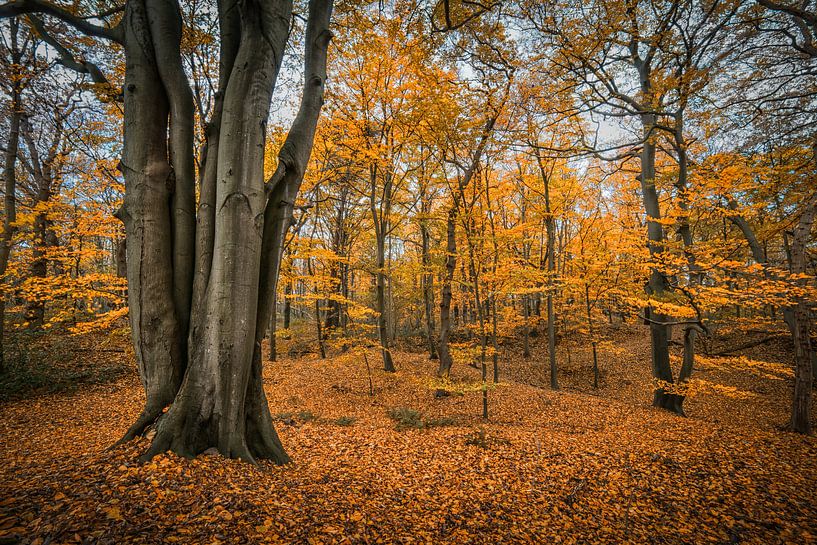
[{"x1": 0, "y1": 0, "x2": 815, "y2": 543}]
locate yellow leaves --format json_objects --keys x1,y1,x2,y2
[{"x1": 102, "y1": 506, "x2": 123, "y2": 521}]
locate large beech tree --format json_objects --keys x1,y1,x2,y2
[{"x1": 0, "y1": 0, "x2": 334, "y2": 463}]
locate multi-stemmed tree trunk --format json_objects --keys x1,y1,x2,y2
[{"x1": 2, "y1": 0, "x2": 334, "y2": 463}]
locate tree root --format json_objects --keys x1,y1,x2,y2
[{"x1": 114, "y1": 403, "x2": 166, "y2": 447}]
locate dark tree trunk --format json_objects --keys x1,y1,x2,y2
[
  {"x1": 788, "y1": 192, "x2": 816, "y2": 434},
  {"x1": 522, "y1": 294, "x2": 530, "y2": 359},
  {"x1": 585, "y1": 284, "x2": 599, "y2": 389},
  {"x1": 283, "y1": 281, "x2": 292, "y2": 330},
  {"x1": 370, "y1": 164, "x2": 395, "y2": 372},
  {"x1": 437, "y1": 114, "x2": 499, "y2": 378},
  {"x1": 535, "y1": 154, "x2": 559, "y2": 390},
  {"x1": 638, "y1": 111, "x2": 677, "y2": 413},
  {"x1": 437, "y1": 206, "x2": 456, "y2": 377},
  {"x1": 420, "y1": 192, "x2": 438, "y2": 360},
  {"x1": 0, "y1": 18, "x2": 21, "y2": 372},
  {"x1": 670, "y1": 113, "x2": 698, "y2": 415}
]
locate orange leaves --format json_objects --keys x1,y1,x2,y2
[{"x1": 2, "y1": 334, "x2": 817, "y2": 544}]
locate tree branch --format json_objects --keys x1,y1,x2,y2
[{"x1": 0, "y1": 0, "x2": 123, "y2": 43}]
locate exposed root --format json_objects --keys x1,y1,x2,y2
[{"x1": 114, "y1": 403, "x2": 165, "y2": 447}]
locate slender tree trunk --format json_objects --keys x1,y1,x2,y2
[
  {"x1": 522, "y1": 294, "x2": 530, "y2": 359},
  {"x1": 538, "y1": 157, "x2": 559, "y2": 390},
  {"x1": 283, "y1": 281, "x2": 292, "y2": 330},
  {"x1": 639, "y1": 111, "x2": 676, "y2": 413},
  {"x1": 437, "y1": 205, "x2": 456, "y2": 377},
  {"x1": 585, "y1": 283, "x2": 599, "y2": 389},
  {"x1": 371, "y1": 164, "x2": 395, "y2": 372},
  {"x1": 376, "y1": 229, "x2": 394, "y2": 371},
  {"x1": 308, "y1": 256, "x2": 326, "y2": 359},
  {"x1": 789, "y1": 192, "x2": 816, "y2": 433},
  {"x1": 0, "y1": 18, "x2": 21, "y2": 372},
  {"x1": 437, "y1": 113, "x2": 500, "y2": 378},
  {"x1": 420, "y1": 194, "x2": 438, "y2": 360},
  {"x1": 462, "y1": 204, "x2": 489, "y2": 419}
]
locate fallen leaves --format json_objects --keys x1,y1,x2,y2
[{"x1": 0, "y1": 327, "x2": 815, "y2": 544}]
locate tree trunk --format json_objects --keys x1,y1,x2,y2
[
  {"x1": 117, "y1": 0, "x2": 186, "y2": 439},
  {"x1": 370, "y1": 162, "x2": 395, "y2": 372},
  {"x1": 788, "y1": 192, "x2": 816, "y2": 434},
  {"x1": 140, "y1": 0, "x2": 333, "y2": 463},
  {"x1": 0, "y1": 18, "x2": 21, "y2": 372},
  {"x1": 639, "y1": 111, "x2": 676, "y2": 413},
  {"x1": 536, "y1": 155, "x2": 559, "y2": 390},
  {"x1": 585, "y1": 283, "x2": 599, "y2": 389},
  {"x1": 420, "y1": 194, "x2": 438, "y2": 360},
  {"x1": 437, "y1": 205, "x2": 456, "y2": 377},
  {"x1": 522, "y1": 294, "x2": 530, "y2": 359},
  {"x1": 670, "y1": 114, "x2": 698, "y2": 415},
  {"x1": 437, "y1": 114, "x2": 500, "y2": 378}
]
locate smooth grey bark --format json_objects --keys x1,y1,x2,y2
[
  {"x1": 0, "y1": 17, "x2": 22, "y2": 372},
  {"x1": 146, "y1": 0, "x2": 196, "y2": 354},
  {"x1": 4, "y1": 0, "x2": 335, "y2": 462},
  {"x1": 117, "y1": 0, "x2": 184, "y2": 439}
]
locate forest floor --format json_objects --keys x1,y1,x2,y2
[{"x1": 1, "y1": 324, "x2": 816, "y2": 544}]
